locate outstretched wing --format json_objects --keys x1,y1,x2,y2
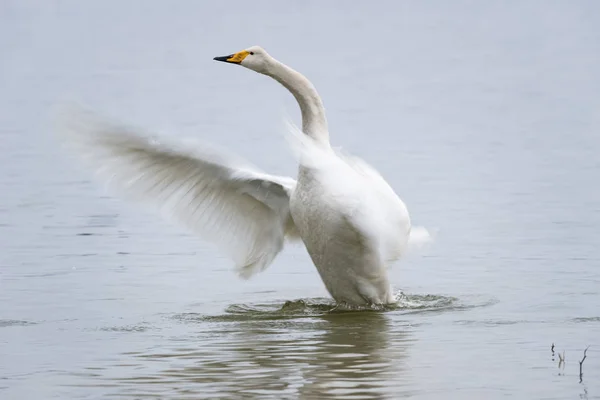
[{"x1": 59, "y1": 109, "x2": 298, "y2": 278}]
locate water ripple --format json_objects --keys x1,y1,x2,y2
[
  {"x1": 63, "y1": 292, "x2": 492, "y2": 398},
  {"x1": 88, "y1": 311, "x2": 416, "y2": 399},
  {"x1": 171, "y1": 292, "x2": 487, "y2": 325},
  {"x1": 571, "y1": 317, "x2": 600, "y2": 323},
  {"x1": 0, "y1": 319, "x2": 36, "y2": 328}
]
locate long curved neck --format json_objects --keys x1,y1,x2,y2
[{"x1": 264, "y1": 59, "x2": 329, "y2": 146}]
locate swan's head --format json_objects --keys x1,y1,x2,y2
[{"x1": 213, "y1": 45, "x2": 272, "y2": 73}]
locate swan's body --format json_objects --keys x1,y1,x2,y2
[{"x1": 62, "y1": 46, "x2": 424, "y2": 306}]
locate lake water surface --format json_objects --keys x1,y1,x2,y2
[{"x1": 1, "y1": 1, "x2": 600, "y2": 399}]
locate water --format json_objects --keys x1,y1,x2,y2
[{"x1": 1, "y1": 1, "x2": 600, "y2": 398}]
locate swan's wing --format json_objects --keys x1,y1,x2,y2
[
  {"x1": 334, "y1": 151, "x2": 412, "y2": 263},
  {"x1": 339, "y1": 155, "x2": 434, "y2": 261},
  {"x1": 59, "y1": 110, "x2": 298, "y2": 278}
]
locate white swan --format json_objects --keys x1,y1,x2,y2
[{"x1": 61, "y1": 45, "x2": 428, "y2": 306}]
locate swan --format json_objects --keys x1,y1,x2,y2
[{"x1": 61, "y1": 45, "x2": 428, "y2": 306}]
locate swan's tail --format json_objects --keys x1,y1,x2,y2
[{"x1": 407, "y1": 225, "x2": 435, "y2": 251}]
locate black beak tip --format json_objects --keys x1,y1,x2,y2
[{"x1": 213, "y1": 55, "x2": 232, "y2": 62}]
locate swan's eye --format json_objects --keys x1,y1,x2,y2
[{"x1": 249, "y1": 52, "x2": 254, "y2": 55}]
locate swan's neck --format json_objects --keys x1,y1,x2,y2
[{"x1": 264, "y1": 59, "x2": 329, "y2": 146}]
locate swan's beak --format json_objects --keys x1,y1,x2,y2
[{"x1": 213, "y1": 50, "x2": 250, "y2": 64}]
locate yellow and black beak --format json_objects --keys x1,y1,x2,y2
[{"x1": 213, "y1": 50, "x2": 250, "y2": 64}]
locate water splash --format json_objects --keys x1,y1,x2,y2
[
  {"x1": 394, "y1": 292, "x2": 458, "y2": 310},
  {"x1": 173, "y1": 292, "x2": 491, "y2": 324}
]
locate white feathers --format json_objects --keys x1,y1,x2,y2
[
  {"x1": 57, "y1": 107, "x2": 432, "y2": 290},
  {"x1": 284, "y1": 120, "x2": 414, "y2": 264},
  {"x1": 59, "y1": 109, "x2": 298, "y2": 278},
  {"x1": 56, "y1": 46, "x2": 434, "y2": 304},
  {"x1": 408, "y1": 226, "x2": 435, "y2": 249}
]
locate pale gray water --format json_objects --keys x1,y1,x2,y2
[{"x1": 1, "y1": 1, "x2": 600, "y2": 399}]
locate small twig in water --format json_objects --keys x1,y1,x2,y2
[
  {"x1": 579, "y1": 346, "x2": 590, "y2": 383},
  {"x1": 551, "y1": 343, "x2": 555, "y2": 354},
  {"x1": 558, "y1": 351, "x2": 565, "y2": 369}
]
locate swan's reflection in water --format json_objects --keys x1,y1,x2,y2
[
  {"x1": 105, "y1": 306, "x2": 415, "y2": 399},
  {"x1": 295, "y1": 312, "x2": 414, "y2": 399}
]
